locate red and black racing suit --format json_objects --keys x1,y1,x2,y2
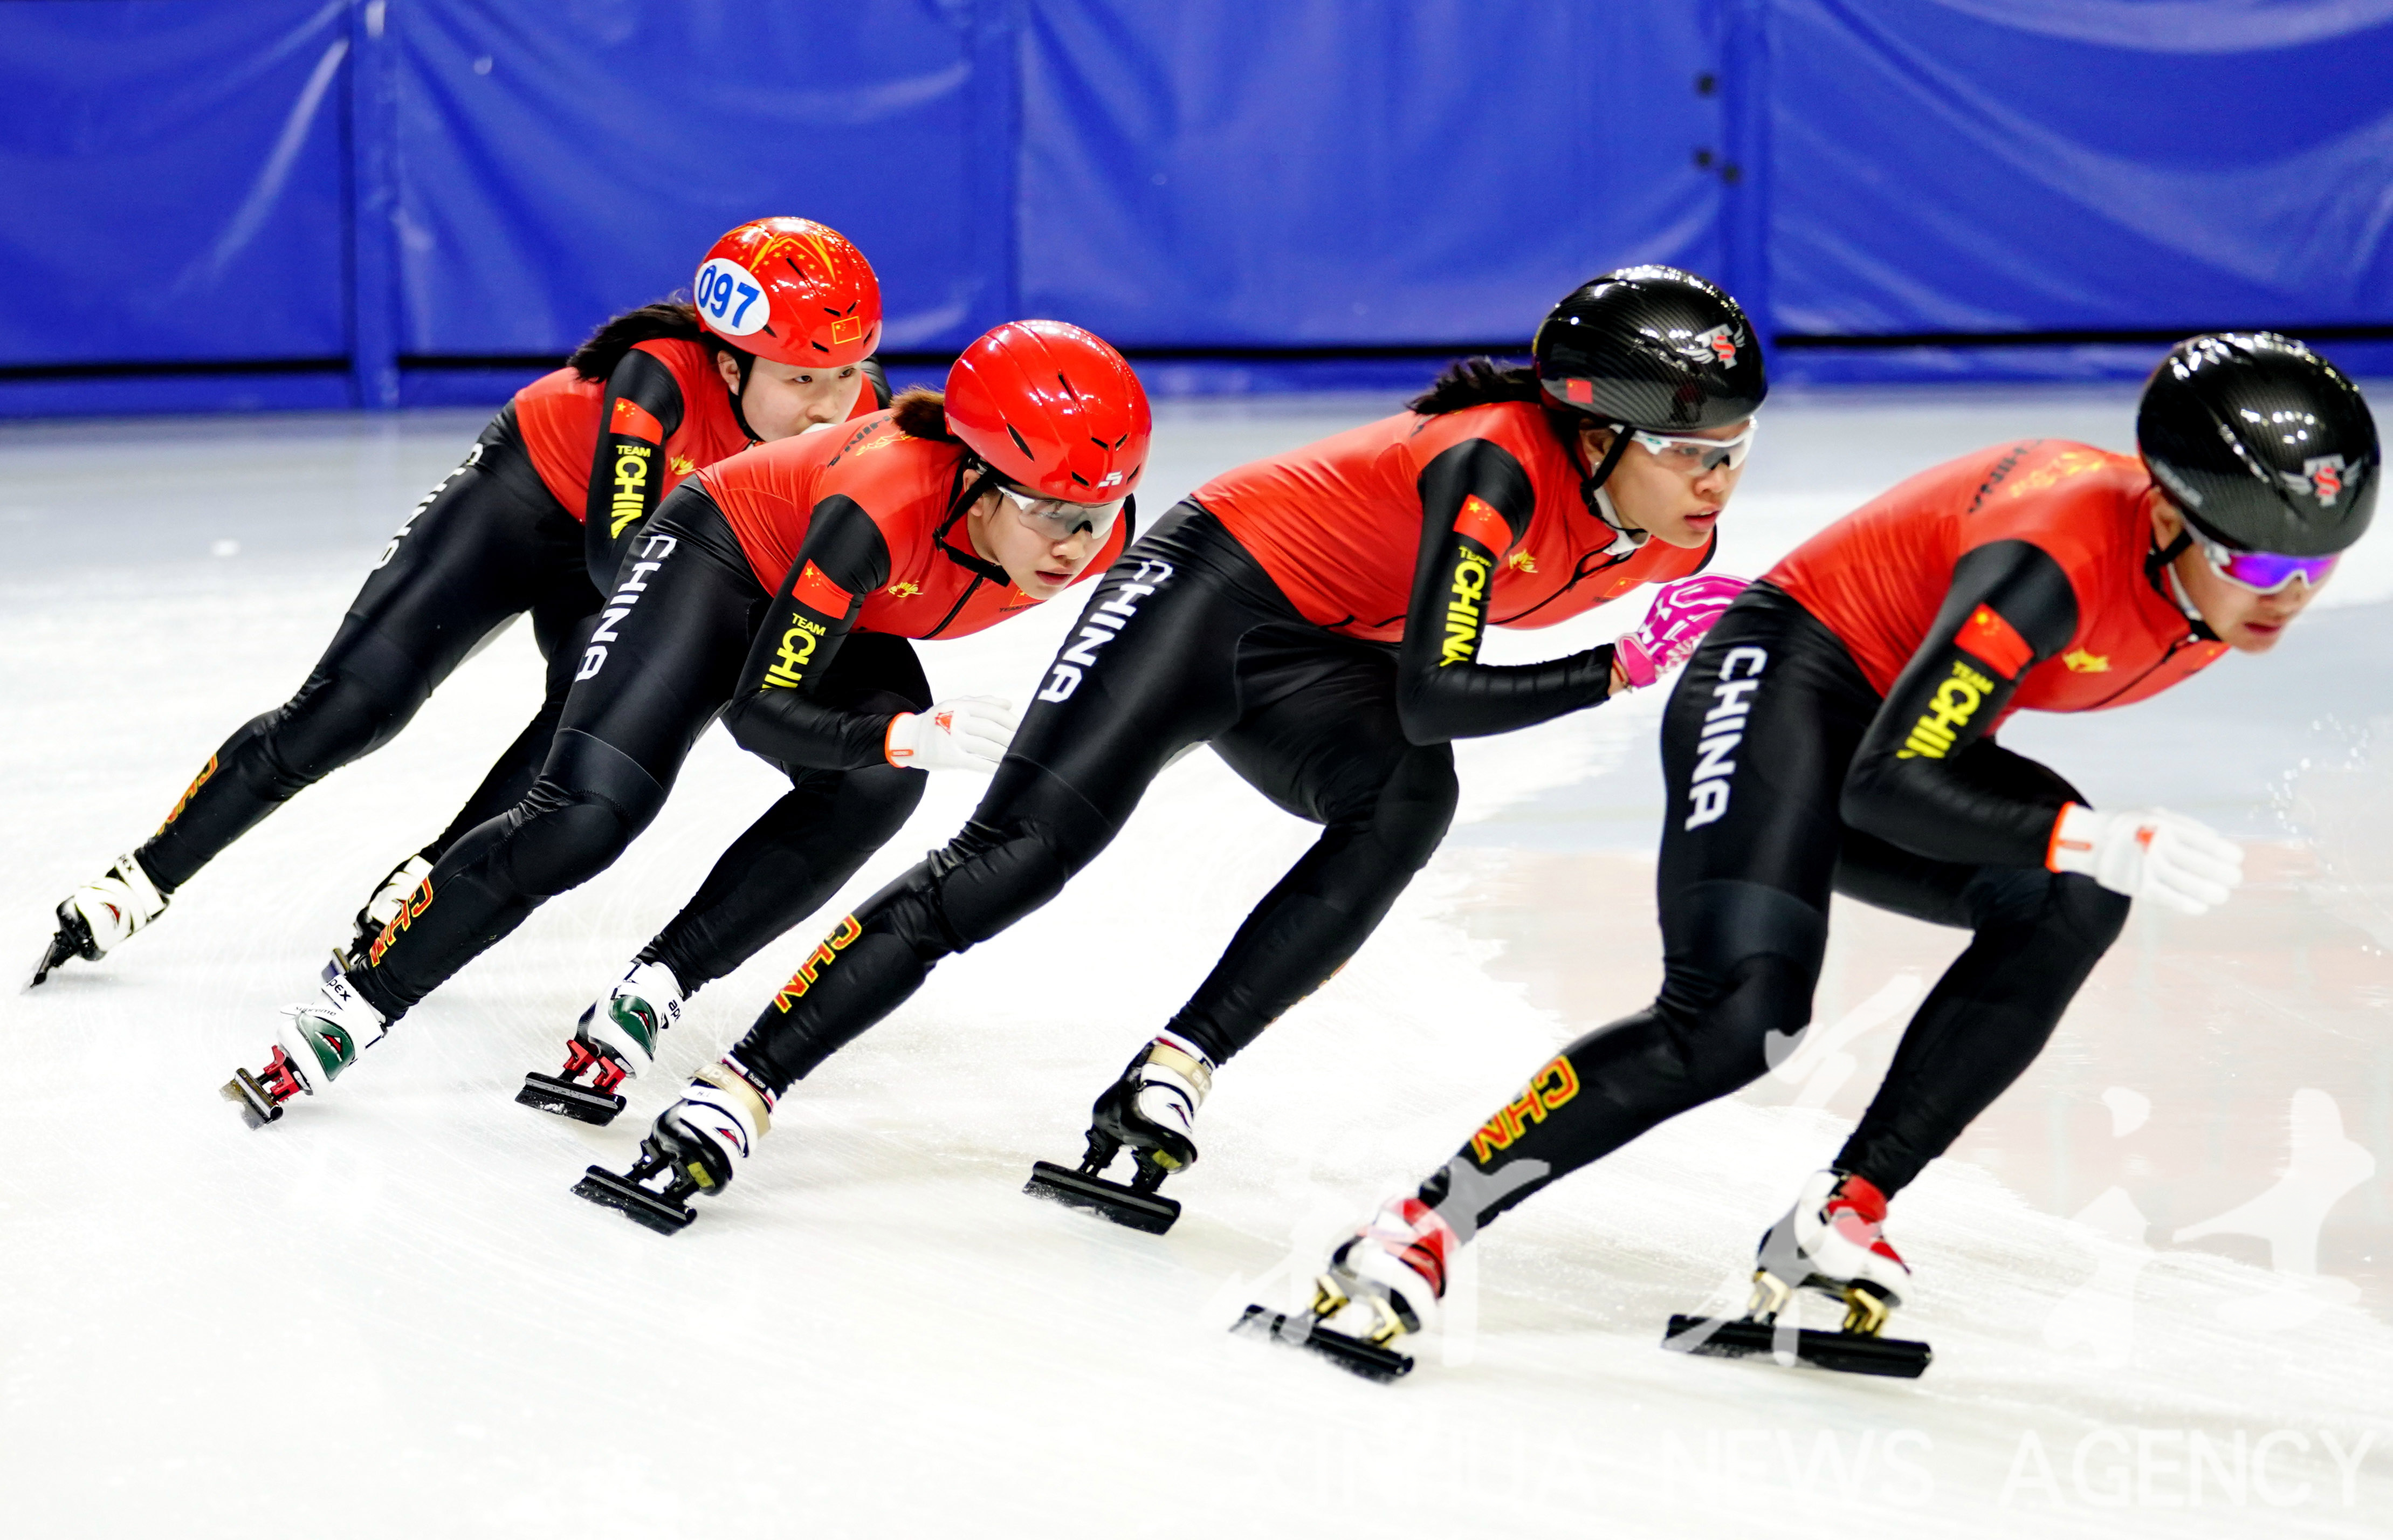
[
  {"x1": 1415, "y1": 440, "x2": 2236, "y2": 1235},
  {"x1": 713, "y1": 398, "x2": 1713, "y2": 1098},
  {"x1": 345, "y1": 411, "x2": 1129, "y2": 1020},
  {"x1": 136, "y1": 340, "x2": 885, "y2": 905}
]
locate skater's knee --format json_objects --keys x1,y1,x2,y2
[
  {"x1": 922, "y1": 816, "x2": 1083, "y2": 947},
  {"x1": 2049, "y1": 871, "x2": 2130, "y2": 951},
  {"x1": 1958, "y1": 865, "x2": 2127, "y2": 955},
  {"x1": 1676, "y1": 952, "x2": 1815, "y2": 1093},
  {"x1": 1369, "y1": 747, "x2": 1459, "y2": 872},
  {"x1": 261, "y1": 663, "x2": 427, "y2": 782},
  {"x1": 839, "y1": 761, "x2": 929, "y2": 837},
  {"x1": 499, "y1": 786, "x2": 642, "y2": 896},
  {"x1": 1655, "y1": 880, "x2": 1827, "y2": 1094}
]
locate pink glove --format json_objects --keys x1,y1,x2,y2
[{"x1": 1615, "y1": 574, "x2": 1751, "y2": 688}]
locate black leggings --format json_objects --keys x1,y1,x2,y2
[
  {"x1": 1420, "y1": 583, "x2": 2129, "y2": 1234},
  {"x1": 725, "y1": 504, "x2": 1461, "y2": 1095},
  {"x1": 139, "y1": 408, "x2": 599, "y2": 892},
  {"x1": 348, "y1": 497, "x2": 929, "y2": 1018}
]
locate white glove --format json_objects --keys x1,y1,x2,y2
[
  {"x1": 2046, "y1": 803, "x2": 2243, "y2": 916},
  {"x1": 883, "y1": 696, "x2": 1019, "y2": 772}
]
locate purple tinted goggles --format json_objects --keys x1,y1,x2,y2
[{"x1": 2195, "y1": 535, "x2": 2337, "y2": 595}]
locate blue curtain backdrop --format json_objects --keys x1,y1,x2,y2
[{"x1": 3, "y1": 0, "x2": 2390, "y2": 414}]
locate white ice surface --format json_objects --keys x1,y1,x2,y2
[{"x1": 3, "y1": 389, "x2": 2389, "y2": 1536}]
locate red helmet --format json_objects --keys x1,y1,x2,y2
[
  {"x1": 692, "y1": 218, "x2": 881, "y2": 367},
  {"x1": 944, "y1": 320, "x2": 1151, "y2": 501}
]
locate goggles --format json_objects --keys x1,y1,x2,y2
[
  {"x1": 1627, "y1": 420, "x2": 1757, "y2": 475},
  {"x1": 999, "y1": 486, "x2": 1125, "y2": 542},
  {"x1": 2194, "y1": 534, "x2": 2337, "y2": 595}
]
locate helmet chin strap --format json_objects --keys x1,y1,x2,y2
[
  {"x1": 723, "y1": 350, "x2": 763, "y2": 444},
  {"x1": 2144, "y1": 525, "x2": 2221, "y2": 641},
  {"x1": 1577, "y1": 424, "x2": 1645, "y2": 546},
  {"x1": 1579, "y1": 424, "x2": 1633, "y2": 520},
  {"x1": 934, "y1": 458, "x2": 1015, "y2": 584}
]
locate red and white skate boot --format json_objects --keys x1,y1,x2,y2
[
  {"x1": 1237, "y1": 1195, "x2": 1462, "y2": 1380},
  {"x1": 221, "y1": 972, "x2": 389, "y2": 1129},
  {"x1": 517, "y1": 959, "x2": 685, "y2": 1125},
  {"x1": 1752, "y1": 1169, "x2": 1913, "y2": 1335}
]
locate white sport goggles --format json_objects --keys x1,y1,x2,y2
[
  {"x1": 1627, "y1": 420, "x2": 1758, "y2": 475},
  {"x1": 1000, "y1": 486, "x2": 1125, "y2": 542}
]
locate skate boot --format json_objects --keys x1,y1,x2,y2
[
  {"x1": 517, "y1": 959, "x2": 685, "y2": 1125},
  {"x1": 1024, "y1": 1032, "x2": 1213, "y2": 1234},
  {"x1": 221, "y1": 972, "x2": 389, "y2": 1129},
  {"x1": 1661, "y1": 1169, "x2": 1933, "y2": 1378},
  {"x1": 574, "y1": 1061, "x2": 772, "y2": 1235},
  {"x1": 327, "y1": 852, "x2": 434, "y2": 977},
  {"x1": 1236, "y1": 1196, "x2": 1458, "y2": 1383},
  {"x1": 27, "y1": 852, "x2": 169, "y2": 989}
]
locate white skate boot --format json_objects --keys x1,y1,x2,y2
[
  {"x1": 28, "y1": 852, "x2": 170, "y2": 988},
  {"x1": 222, "y1": 972, "x2": 390, "y2": 1128},
  {"x1": 517, "y1": 959, "x2": 686, "y2": 1125},
  {"x1": 574, "y1": 1061, "x2": 773, "y2": 1234},
  {"x1": 1025, "y1": 1031, "x2": 1215, "y2": 1233}
]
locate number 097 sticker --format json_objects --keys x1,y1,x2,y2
[{"x1": 693, "y1": 257, "x2": 769, "y2": 336}]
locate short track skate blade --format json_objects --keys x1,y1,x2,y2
[
  {"x1": 573, "y1": 1165, "x2": 694, "y2": 1235},
  {"x1": 1233, "y1": 1305, "x2": 1413, "y2": 1383},
  {"x1": 220, "y1": 1069, "x2": 283, "y2": 1130},
  {"x1": 1662, "y1": 1314, "x2": 1931, "y2": 1379},
  {"x1": 517, "y1": 1072, "x2": 625, "y2": 1126},
  {"x1": 25, "y1": 930, "x2": 75, "y2": 991},
  {"x1": 1023, "y1": 1160, "x2": 1179, "y2": 1234}
]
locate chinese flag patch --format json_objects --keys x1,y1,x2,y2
[
  {"x1": 793, "y1": 561, "x2": 854, "y2": 616},
  {"x1": 1454, "y1": 494, "x2": 1511, "y2": 554},
  {"x1": 1956, "y1": 603, "x2": 2033, "y2": 679},
  {"x1": 610, "y1": 397, "x2": 665, "y2": 445}
]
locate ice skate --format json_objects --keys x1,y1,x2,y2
[
  {"x1": 327, "y1": 852, "x2": 434, "y2": 975},
  {"x1": 221, "y1": 972, "x2": 389, "y2": 1129},
  {"x1": 518, "y1": 960, "x2": 685, "y2": 1125},
  {"x1": 574, "y1": 1063, "x2": 771, "y2": 1235},
  {"x1": 1662, "y1": 1170, "x2": 1933, "y2": 1378},
  {"x1": 1235, "y1": 1196, "x2": 1457, "y2": 1383},
  {"x1": 1024, "y1": 1032, "x2": 1212, "y2": 1234},
  {"x1": 27, "y1": 852, "x2": 169, "y2": 989}
]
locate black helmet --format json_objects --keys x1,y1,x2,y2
[
  {"x1": 2137, "y1": 332, "x2": 2378, "y2": 556},
  {"x1": 1532, "y1": 265, "x2": 1767, "y2": 432}
]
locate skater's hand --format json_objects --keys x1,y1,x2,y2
[
  {"x1": 884, "y1": 696, "x2": 1019, "y2": 772},
  {"x1": 2046, "y1": 804, "x2": 2243, "y2": 915},
  {"x1": 1616, "y1": 574, "x2": 1750, "y2": 689}
]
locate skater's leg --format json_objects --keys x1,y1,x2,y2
[
  {"x1": 1417, "y1": 591, "x2": 1880, "y2": 1234},
  {"x1": 1827, "y1": 750, "x2": 2131, "y2": 1195},
  {"x1": 642, "y1": 635, "x2": 935, "y2": 991},
  {"x1": 137, "y1": 415, "x2": 574, "y2": 892},
  {"x1": 347, "y1": 508, "x2": 766, "y2": 1019},
  {"x1": 417, "y1": 604, "x2": 605, "y2": 867},
  {"x1": 721, "y1": 511, "x2": 1280, "y2": 1094},
  {"x1": 1166, "y1": 634, "x2": 1459, "y2": 1063}
]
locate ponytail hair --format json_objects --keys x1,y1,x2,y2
[
  {"x1": 1408, "y1": 357, "x2": 1544, "y2": 415},
  {"x1": 568, "y1": 299, "x2": 748, "y2": 382},
  {"x1": 890, "y1": 387, "x2": 961, "y2": 443}
]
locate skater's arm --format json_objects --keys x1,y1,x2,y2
[
  {"x1": 718, "y1": 497, "x2": 898, "y2": 771},
  {"x1": 1841, "y1": 541, "x2": 2082, "y2": 867},
  {"x1": 585, "y1": 349, "x2": 692, "y2": 590},
  {"x1": 1394, "y1": 440, "x2": 1620, "y2": 745}
]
